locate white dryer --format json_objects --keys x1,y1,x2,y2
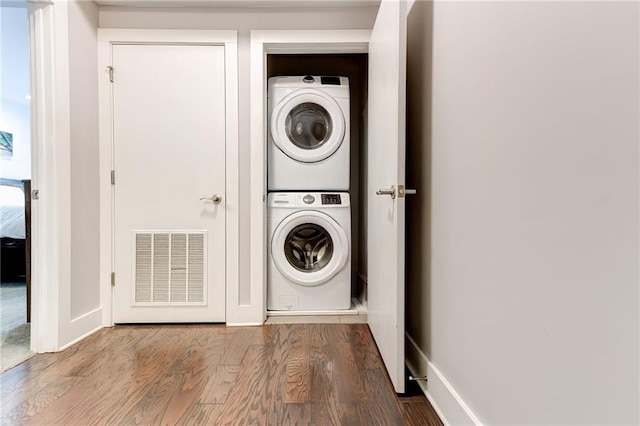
[
  {"x1": 268, "y1": 75, "x2": 350, "y2": 191},
  {"x1": 268, "y1": 192, "x2": 351, "y2": 311}
]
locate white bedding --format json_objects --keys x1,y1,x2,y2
[{"x1": 0, "y1": 185, "x2": 25, "y2": 239}]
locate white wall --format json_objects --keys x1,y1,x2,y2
[
  {"x1": 99, "y1": 5, "x2": 377, "y2": 307},
  {"x1": 0, "y1": 5, "x2": 30, "y2": 179},
  {"x1": 68, "y1": 0, "x2": 101, "y2": 325},
  {"x1": 406, "y1": 1, "x2": 639, "y2": 425}
]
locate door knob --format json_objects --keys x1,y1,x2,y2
[
  {"x1": 376, "y1": 185, "x2": 417, "y2": 199},
  {"x1": 376, "y1": 186, "x2": 396, "y2": 199},
  {"x1": 200, "y1": 194, "x2": 222, "y2": 204}
]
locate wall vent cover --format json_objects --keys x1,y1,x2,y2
[{"x1": 133, "y1": 231, "x2": 206, "y2": 305}]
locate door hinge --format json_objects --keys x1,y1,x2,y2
[
  {"x1": 111, "y1": 170, "x2": 115, "y2": 185},
  {"x1": 107, "y1": 66, "x2": 114, "y2": 83},
  {"x1": 111, "y1": 272, "x2": 115, "y2": 286}
]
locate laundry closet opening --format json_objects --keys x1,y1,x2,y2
[{"x1": 266, "y1": 53, "x2": 369, "y2": 314}]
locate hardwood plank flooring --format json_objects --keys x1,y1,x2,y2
[
  {"x1": 284, "y1": 325, "x2": 310, "y2": 404},
  {"x1": 0, "y1": 324, "x2": 442, "y2": 425}
]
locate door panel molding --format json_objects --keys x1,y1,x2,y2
[{"x1": 97, "y1": 29, "x2": 239, "y2": 325}]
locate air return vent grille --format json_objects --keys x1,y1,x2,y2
[{"x1": 133, "y1": 231, "x2": 206, "y2": 305}]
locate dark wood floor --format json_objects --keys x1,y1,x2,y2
[{"x1": 0, "y1": 324, "x2": 441, "y2": 425}]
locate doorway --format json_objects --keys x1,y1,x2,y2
[
  {"x1": 0, "y1": 3, "x2": 33, "y2": 371},
  {"x1": 266, "y1": 54, "x2": 369, "y2": 304},
  {"x1": 97, "y1": 29, "x2": 240, "y2": 326},
  {"x1": 250, "y1": 9, "x2": 409, "y2": 393}
]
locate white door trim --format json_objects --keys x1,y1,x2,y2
[
  {"x1": 97, "y1": 29, "x2": 239, "y2": 325},
  {"x1": 249, "y1": 30, "x2": 370, "y2": 324},
  {"x1": 26, "y1": 0, "x2": 70, "y2": 352}
]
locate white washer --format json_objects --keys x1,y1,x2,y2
[
  {"x1": 268, "y1": 192, "x2": 351, "y2": 311},
  {"x1": 268, "y1": 75, "x2": 350, "y2": 191}
]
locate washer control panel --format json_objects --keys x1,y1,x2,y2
[
  {"x1": 268, "y1": 192, "x2": 349, "y2": 208},
  {"x1": 321, "y1": 194, "x2": 342, "y2": 205}
]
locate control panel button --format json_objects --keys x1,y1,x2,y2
[
  {"x1": 303, "y1": 194, "x2": 315, "y2": 204},
  {"x1": 303, "y1": 75, "x2": 315, "y2": 84}
]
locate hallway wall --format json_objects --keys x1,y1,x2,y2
[
  {"x1": 406, "y1": 1, "x2": 639, "y2": 424},
  {"x1": 0, "y1": 5, "x2": 30, "y2": 179},
  {"x1": 99, "y1": 5, "x2": 377, "y2": 309},
  {"x1": 68, "y1": 0, "x2": 100, "y2": 327}
]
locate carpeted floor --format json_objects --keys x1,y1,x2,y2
[{"x1": 1, "y1": 282, "x2": 33, "y2": 372}]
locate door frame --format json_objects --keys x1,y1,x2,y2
[
  {"x1": 248, "y1": 30, "x2": 370, "y2": 324},
  {"x1": 97, "y1": 29, "x2": 239, "y2": 325},
  {"x1": 26, "y1": 0, "x2": 70, "y2": 352}
]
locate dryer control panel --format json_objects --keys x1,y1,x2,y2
[{"x1": 268, "y1": 75, "x2": 349, "y2": 90}]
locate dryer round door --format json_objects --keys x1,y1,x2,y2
[
  {"x1": 270, "y1": 88, "x2": 346, "y2": 163},
  {"x1": 271, "y1": 210, "x2": 349, "y2": 287}
]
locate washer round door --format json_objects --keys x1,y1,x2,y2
[
  {"x1": 271, "y1": 211, "x2": 349, "y2": 287},
  {"x1": 270, "y1": 88, "x2": 346, "y2": 163}
]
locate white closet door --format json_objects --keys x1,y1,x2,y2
[
  {"x1": 367, "y1": 0, "x2": 409, "y2": 393},
  {"x1": 112, "y1": 44, "x2": 226, "y2": 323}
]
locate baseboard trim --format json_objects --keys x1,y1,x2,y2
[
  {"x1": 58, "y1": 325, "x2": 102, "y2": 352},
  {"x1": 405, "y1": 333, "x2": 483, "y2": 426},
  {"x1": 226, "y1": 322, "x2": 264, "y2": 327},
  {"x1": 58, "y1": 308, "x2": 103, "y2": 351}
]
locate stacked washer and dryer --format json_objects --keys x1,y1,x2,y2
[{"x1": 267, "y1": 75, "x2": 352, "y2": 311}]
